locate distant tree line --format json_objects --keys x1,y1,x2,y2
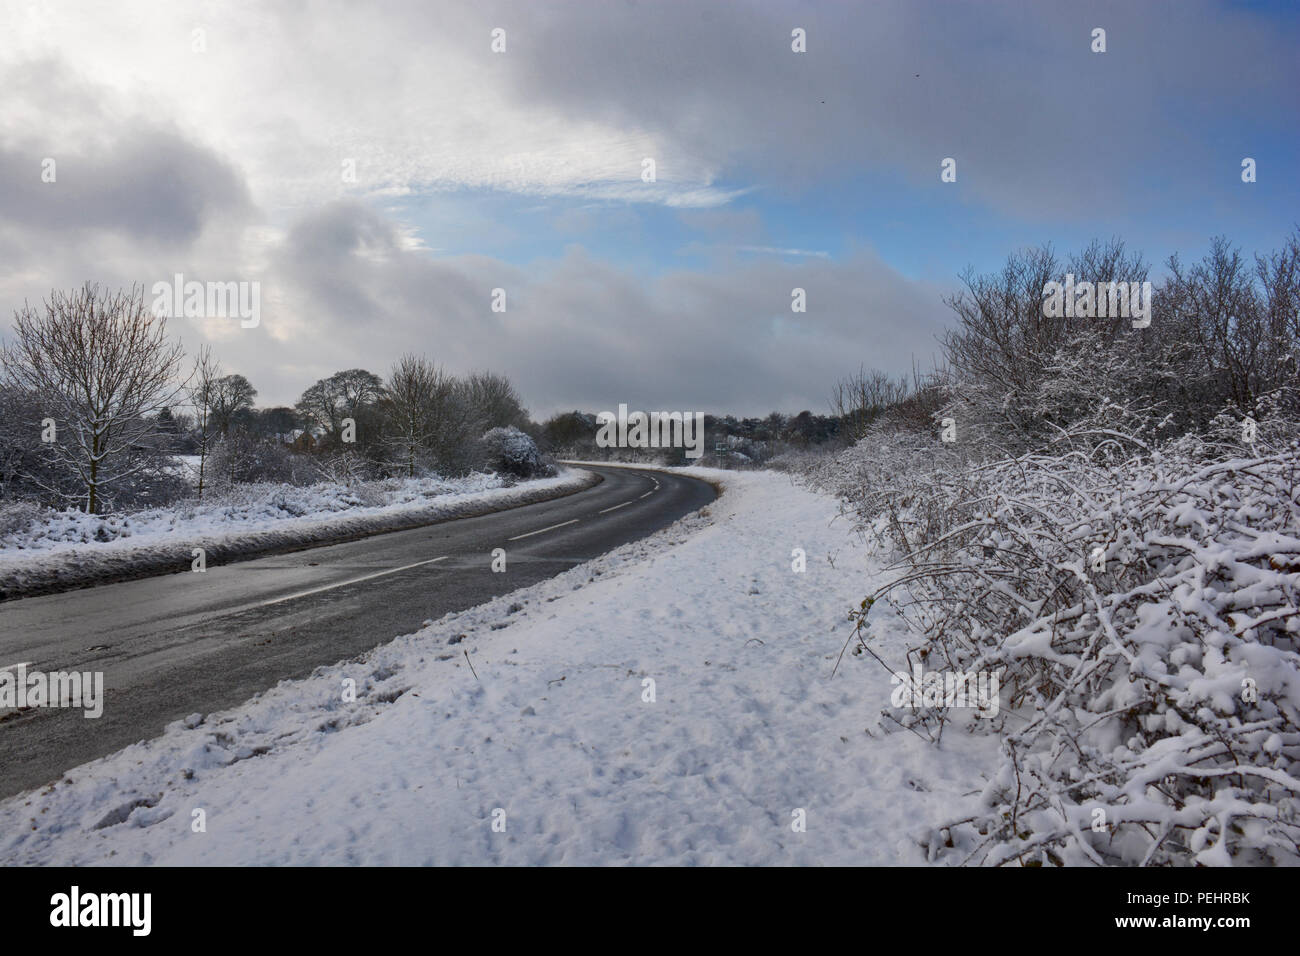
[
  {"x1": 539, "y1": 408, "x2": 842, "y2": 467},
  {"x1": 0, "y1": 283, "x2": 547, "y2": 514}
]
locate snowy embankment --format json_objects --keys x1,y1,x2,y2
[
  {"x1": 0, "y1": 467, "x2": 994, "y2": 865},
  {"x1": 0, "y1": 468, "x2": 597, "y2": 600}
]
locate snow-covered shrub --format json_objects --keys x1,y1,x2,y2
[
  {"x1": 0, "y1": 500, "x2": 43, "y2": 539},
  {"x1": 929, "y1": 326, "x2": 1204, "y2": 459},
  {"x1": 766, "y1": 446, "x2": 828, "y2": 475},
  {"x1": 844, "y1": 421, "x2": 1300, "y2": 866},
  {"x1": 309, "y1": 450, "x2": 374, "y2": 487},
  {"x1": 476, "y1": 426, "x2": 553, "y2": 479},
  {"x1": 338, "y1": 477, "x2": 396, "y2": 508},
  {"x1": 805, "y1": 423, "x2": 976, "y2": 555},
  {"x1": 207, "y1": 434, "x2": 315, "y2": 487}
]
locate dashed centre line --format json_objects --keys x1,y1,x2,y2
[
  {"x1": 507, "y1": 519, "x2": 579, "y2": 541},
  {"x1": 243, "y1": 556, "x2": 449, "y2": 610},
  {"x1": 598, "y1": 501, "x2": 633, "y2": 514}
]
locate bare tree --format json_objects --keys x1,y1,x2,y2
[
  {"x1": 186, "y1": 346, "x2": 221, "y2": 499},
  {"x1": 1, "y1": 284, "x2": 186, "y2": 513},
  {"x1": 429, "y1": 374, "x2": 477, "y2": 474},
  {"x1": 296, "y1": 368, "x2": 385, "y2": 441},
  {"x1": 830, "y1": 365, "x2": 910, "y2": 442},
  {"x1": 1165, "y1": 239, "x2": 1261, "y2": 413},
  {"x1": 460, "y1": 370, "x2": 529, "y2": 433},
  {"x1": 941, "y1": 239, "x2": 1148, "y2": 398},
  {"x1": 209, "y1": 373, "x2": 258, "y2": 437},
  {"x1": 0, "y1": 382, "x2": 66, "y2": 502},
  {"x1": 1257, "y1": 229, "x2": 1300, "y2": 349},
  {"x1": 382, "y1": 354, "x2": 447, "y2": 477}
]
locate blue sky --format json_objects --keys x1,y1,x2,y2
[{"x1": 393, "y1": 145, "x2": 1299, "y2": 285}]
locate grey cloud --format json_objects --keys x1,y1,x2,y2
[
  {"x1": 0, "y1": 133, "x2": 249, "y2": 244},
  {"x1": 227, "y1": 201, "x2": 950, "y2": 416},
  {"x1": 0, "y1": 59, "x2": 252, "y2": 246},
  {"x1": 472, "y1": 0, "x2": 1297, "y2": 218}
]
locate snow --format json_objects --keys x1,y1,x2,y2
[
  {"x1": 0, "y1": 466, "x2": 995, "y2": 865},
  {"x1": 166, "y1": 455, "x2": 203, "y2": 480},
  {"x1": 0, "y1": 468, "x2": 596, "y2": 599}
]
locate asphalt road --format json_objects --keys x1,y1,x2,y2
[{"x1": 0, "y1": 465, "x2": 715, "y2": 800}]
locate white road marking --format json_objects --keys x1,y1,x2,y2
[
  {"x1": 508, "y1": 519, "x2": 579, "y2": 541},
  {"x1": 639, "y1": 491, "x2": 654, "y2": 498},
  {"x1": 244, "y1": 556, "x2": 448, "y2": 610},
  {"x1": 598, "y1": 501, "x2": 633, "y2": 514}
]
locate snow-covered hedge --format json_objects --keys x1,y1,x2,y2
[
  {"x1": 1, "y1": 473, "x2": 502, "y2": 552},
  {"x1": 824, "y1": 420, "x2": 1300, "y2": 866}
]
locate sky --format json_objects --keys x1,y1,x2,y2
[{"x1": 1, "y1": 0, "x2": 1297, "y2": 417}]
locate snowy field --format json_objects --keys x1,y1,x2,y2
[
  {"x1": 0, "y1": 468, "x2": 593, "y2": 598},
  {"x1": 0, "y1": 467, "x2": 996, "y2": 865}
]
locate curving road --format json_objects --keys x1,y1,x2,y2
[{"x1": 0, "y1": 465, "x2": 715, "y2": 800}]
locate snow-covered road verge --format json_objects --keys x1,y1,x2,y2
[
  {"x1": 0, "y1": 467, "x2": 994, "y2": 865},
  {"x1": 0, "y1": 468, "x2": 597, "y2": 600}
]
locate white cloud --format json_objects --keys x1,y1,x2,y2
[
  {"x1": 738, "y1": 246, "x2": 831, "y2": 259},
  {"x1": 2, "y1": 2, "x2": 732, "y2": 215}
]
